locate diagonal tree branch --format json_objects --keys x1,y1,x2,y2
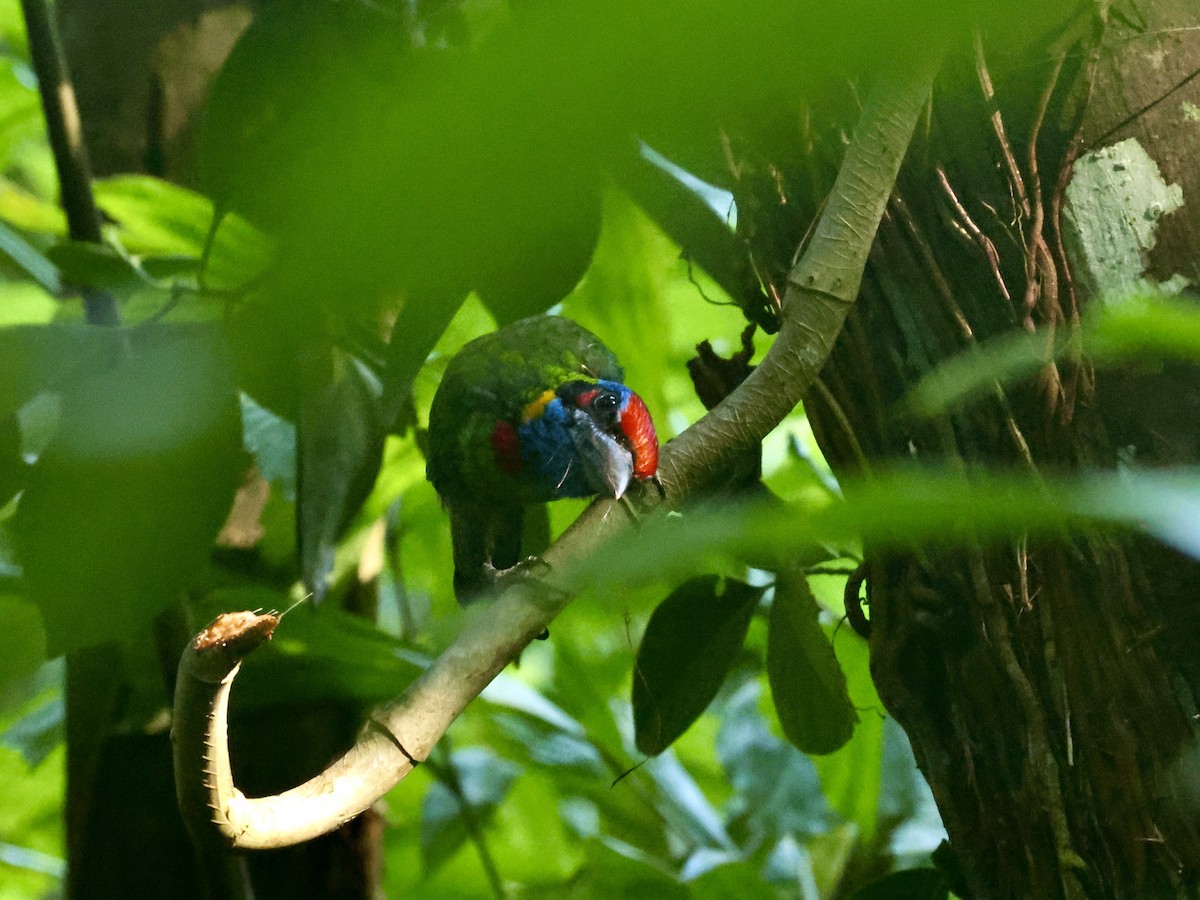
[
  {"x1": 172, "y1": 57, "x2": 938, "y2": 851},
  {"x1": 20, "y1": 0, "x2": 119, "y2": 326}
]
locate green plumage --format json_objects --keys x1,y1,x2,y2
[
  {"x1": 427, "y1": 315, "x2": 623, "y2": 505},
  {"x1": 426, "y1": 315, "x2": 624, "y2": 601}
]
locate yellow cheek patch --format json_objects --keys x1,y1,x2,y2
[{"x1": 522, "y1": 389, "x2": 556, "y2": 423}]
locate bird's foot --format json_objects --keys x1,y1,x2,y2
[
  {"x1": 486, "y1": 554, "x2": 552, "y2": 586},
  {"x1": 485, "y1": 557, "x2": 557, "y2": 641}
]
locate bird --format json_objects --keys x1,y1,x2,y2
[{"x1": 426, "y1": 315, "x2": 658, "y2": 603}]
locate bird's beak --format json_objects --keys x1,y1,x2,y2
[{"x1": 567, "y1": 410, "x2": 634, "y2": 499}]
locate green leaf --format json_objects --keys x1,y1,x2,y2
[
  {"x1": 477, "y1": 183, "x2": 601, "y2": 324},
  {"x1": 851, "y1": 867, "x2": 949, "y2": 900},
  {"x1": 0, "y1": 323, "x2": 100, "y2": 420},
  {"x1": 577, "y1": 838, "x2": 688, "y2": 899},
  {"x1": 807, "y1": 580, "x2": 886, "y2": 842},
  {"x1": 14, "y1": 325, "x2": 244, "y2": 653},
  {"x1": 572, "y1": 468, "x2": 1200, "y2": 595},
  {"x1": 633, "y1": 575, "x2": 762, "y2": 755},
  {"x1": 0, "y1": 179, "x2": 66, "y2": 235},
  {"x1": 0, "y1": 411, "x2": 22, "y2": 505},
  {"x1": 767, "y1": 573, "x2": 857, "y2": 754},
  {"x1": 644, "y1": 751, "x2": 734, "y2": 849},
  {"x1": 906, "y1": 293, "x2": 1200, "y2": 418},
  {"x1": 46, "y1": 240, "x2": 144, "y2": 296},
  {"x1": 93, "y1": 176, "x2": 273, "y2": 288},
  {"x1": 487, "y1": 774, "x2": 585, "y2": 883},
  {"x1": 239, "y1": 393, "x2": 296, "y2": 499},
  {"x1": 0, "y1": 592, "x2": 46, "y2": 700}
]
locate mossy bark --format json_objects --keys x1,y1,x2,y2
[{"x1": 734, "y1": 4, "x2": 1200, "y2": 896}]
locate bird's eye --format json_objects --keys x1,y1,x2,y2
[{"x1": 593, "y1": 393, "x2": 618, "y2": 413}]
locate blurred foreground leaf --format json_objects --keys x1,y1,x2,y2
[
  {"x1": 94, "y1": 176, "x2": 273, "y2": 289},
  {"x1": 14, "y1": 325, "x2": 243, "y2": 653},
  {"x1": 572, "y1": 468, "x2": 1200, "y2": 593},
  {"x1": 907, "y1": 293, "x2": 1200, "y2": 417}
]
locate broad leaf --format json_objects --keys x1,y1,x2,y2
[
  {"x1": 689, "y1": 860, "x2": 779, "y2": 899},
  {"x1": 0, "y1": 324, "x2": 101, "y2": 421},
  {"x1": 767, "y1": 573, "x2": 857, "y2": 754},
  {"x1": 0, "y1": 592, "x2": 46, "y2": 700},
  {"x1": 907, "y1": 293, "x2": 1200, "y2": 418},
  {"x1": 46, "y1": 240, "x2": 144, "y2": 296},
  {"x1": 0, "y1": 412, "x2": 21, "y2": 505},
  {"x1": 94, "y1": 176, "x2": 273, "y2": 290},
  {"x1": 633, "y1": 575, "x2": 762, "y2": 755}
]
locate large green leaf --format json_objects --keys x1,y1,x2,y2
[
  {"x1": 93, "y1": 176, "x2": 273, "y2": 290},
  {"x1": 0, "y1": 412, "x2": 21, "y2": 505},
  {"x1": 767, "y1": 573, "x2": 857, "y2": 755},
  {"x1": 808, "y1": 574, "x2": 886, "y2": 843},
  {"x1": 14, "y1": 325, "x2": 244, "y2": 653},
  {"x1": 0, "y1": 592, "x2": 45, "y2": 701},
  {"x1": 633, "y1": 576, "x2": 762, "y2": 755}
]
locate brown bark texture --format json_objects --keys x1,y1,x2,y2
[{"x1": 731, "y1": 3, "x2": 1200, "y2": 898}]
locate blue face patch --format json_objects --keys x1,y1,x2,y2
[
  {"x1": 516, "y1": 383, "x2": 640, "y2": 500},
  {"x1": 517, "y1": 399, "x2": 596, "y2": 499}
]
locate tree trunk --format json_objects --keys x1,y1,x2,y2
[{"x1": 736, "y1": 3, "x2": 1200, "y2": 896}]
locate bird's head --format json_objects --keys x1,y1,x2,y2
[{"x1": 492, "y1": 379, "x2": 658, "y2": 500}]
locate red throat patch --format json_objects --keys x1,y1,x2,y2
[
  {"x1": 491, "y1": 420, "x2": 523, "y2": 475},
  {"x1": 620, "y1": 393, "x2": 658, "y2": 479}
]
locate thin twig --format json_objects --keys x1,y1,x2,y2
[
  {"x1": 975, "y1": 32, "x2": 1031, "y2": 225},
  {"x1": 936, "y1": 166, "x2": 1012, "y2": 304}
]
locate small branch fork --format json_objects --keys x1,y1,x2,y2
[{"x1": 172, "y1": 57, "x2": 940, "y2": 851}]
